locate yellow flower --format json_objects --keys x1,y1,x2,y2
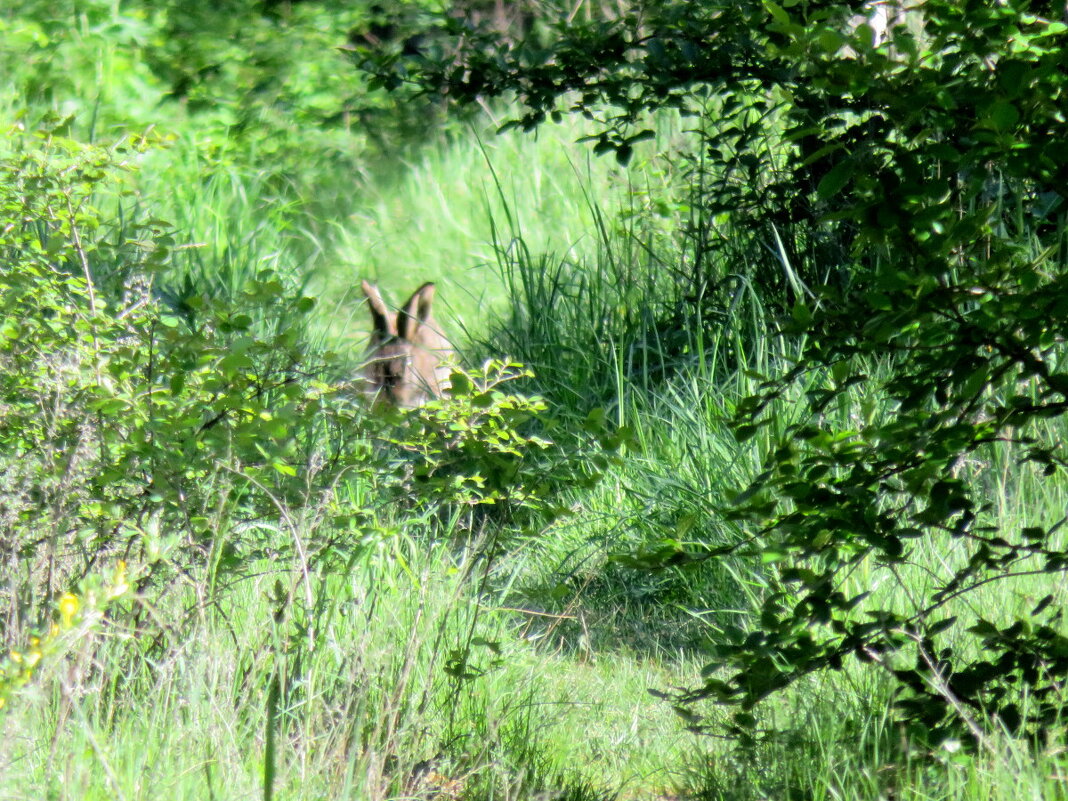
[
  {"x1": 58, "y1": 593, "x2": 80, "y2": 627},
  {"x1": 108, "y1": 561, "x2": 130, "y2": 599}
]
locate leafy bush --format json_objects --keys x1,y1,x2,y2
[
  {"x1": 0, "y1": 122, "x2": 616, "y2": 748},
  {"x1": 0, "y1": 122, "x2": 327, "y2": 627}
]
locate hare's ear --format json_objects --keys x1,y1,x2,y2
[
  {"x1": 362, "y1": 280, "x2": 395, "y2": 339},
  {"x1": 398, "y1": 282, "x2": 436, "y2": 340}
]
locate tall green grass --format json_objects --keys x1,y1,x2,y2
[
  {"x1": 0, "y1": 530, "x2": 703, "y2": 799},
  {"x1": 319, "y1": 113, "x2": 689, "y2": 353}
]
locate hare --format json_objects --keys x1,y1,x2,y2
[{"x1": 361, "y1": 280, "x2": 456, "y2": 408}]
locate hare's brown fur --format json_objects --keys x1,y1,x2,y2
[{"x1": 361, "y1": 280, "x2": 455, "y2": 408}]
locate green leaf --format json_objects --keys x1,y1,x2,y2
[
  {"x1": 90, "y1": 398, "x2": 128, "y2": 415},
  {"x1": 170, "y1": 372, "x2": 186, "y2": 396},
  {"x1": 764, "y1": 1, "x2": 790, "y2": 25},
  {"x1": 791, "y1": 301, "x2": 813, "y2": 327},
  {"x1": 44, "y1": 234, "x2": 67, "y2": 254},
  {"x1": 985, "y1": 100, "x2": 1019, "y2": 131},
  {"x1": 927, "y1": 617, "x2": 956, "y2": 636},
  {"x1": 816, "y1": 159, "x2": 853, "y2": 200}
]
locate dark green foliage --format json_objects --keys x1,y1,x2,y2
[{"x1": 359, "y1": 0, "x2": 1068, "y2": 745}]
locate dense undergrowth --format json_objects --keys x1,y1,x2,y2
[{"x1": 3, "y1": 1, "x2": 1068, "y2": 800}]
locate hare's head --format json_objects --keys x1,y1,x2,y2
[{"x1": 361, "y1": 280, "x2": 455, "y2": 408}]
